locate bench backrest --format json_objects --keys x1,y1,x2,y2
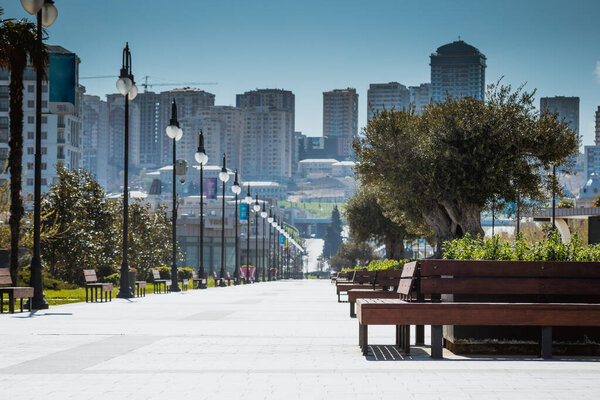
[
  {"x1": 227, "y1": 272, "x2": 232, "y2": 279},
  {"x1": 396, "y1": 261, "x2": 418, "y2": 298},
  {"x1": 83, "y1": 269, "x2": 98, "y2": 283},
  {"x1": 417, "y1": 259, "x2": 600, "y2": 297},
  {"x1": 152, "y1": 269, "x2": 161, "y2": 280},
  {"x1": 352, "y1": 270, "x2": 377, "y2": 284},
  {"x1": 0, "y1": 268, "x2": 13, "y2": 286},
  {"x1": 374, "y1": 269, "x2": 404, "y2": 287}
]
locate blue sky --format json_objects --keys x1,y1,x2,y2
[{"x1": 4, "y1": 0, "x2": 600, "y2": 147}]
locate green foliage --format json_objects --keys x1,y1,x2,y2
[
  {"x1": 442, "y1": 230, "x2": 600, "y2": 261},
  {"x1": 178, "y1": 267, "x2": 193, "y2": 280},
  {"x1": 322, "y1": 205, "x2": 343, "y2": 259},
  {"x1": 558, "y1": 200, "x2": 574, "y2": 208},
  {"x1": 593, "y1": 196, "x2": 600, "y2": 208},
  {"x1": 341, "y1": 258, "x2": 411, "y2": 273},
  {"x1": 328, "y1": 240, "x2": 376, "y2": 271},
  {"x1": 354, "y1": 83, "x2": 578, "y2": 252}
]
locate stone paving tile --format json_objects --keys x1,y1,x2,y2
[{"x1": 1, "y1": 280, "x2": 600, "y2": 399}]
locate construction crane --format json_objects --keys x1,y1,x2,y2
[{"x1": 79, "y1": 75, "x2": 218, "y2": 92}]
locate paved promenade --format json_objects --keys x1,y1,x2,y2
[{"x1": 1, "y1": 280, "x2": 599, "y2": 399}]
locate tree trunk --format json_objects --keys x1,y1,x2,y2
[
  {"x1": 422, "y1": 200, "x2": 483, "y2": 258},
  {"x1": 385, "y1": 234, "x2": 405, "y2": 260},
  {"x1": 8, "y1": 63, "x2": 25, "y2": 285}
]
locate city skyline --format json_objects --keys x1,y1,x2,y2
[{"x1": 3, "y1": 0, "x2": 600, "y2": 148}]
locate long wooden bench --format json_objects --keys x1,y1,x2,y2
[
  {"x1": 192, "y1": 270, "x2": 207, "y2": 289},
  {"x1": 335, "y1": 270, "x2": 378, "y2": 302},
  {"x1": 347, "y1": 269, "x2": 406, "y2": 317},
  {"x1": 0, "y1": 268, "x2": 33, "y2": 313},
  {"x1": 356, "y1": 259, "x2": 600, "y2": 359},
  {"x1": 83, "y1": 270, "x2": 113, "y2": 303}
]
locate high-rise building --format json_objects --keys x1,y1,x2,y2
[
  {"x1": 596, "y1": 106, "x2": 600, "y2": 146},
  {"x1": 184, "y1": 106, "x2": 243, "y2": 171},
  {"x1": 82, "y1": 94, "x2": 109, "y2": 187},
  {"x1": 236, "y1": 89, "x2": 295, "y2": 132},
  {"x1": 540, "y1": 96, "x2": 580, "y2": 138},
  {"x1": 367, "y1": 82, "x2": 409, "y2": 121},
  {"x1": 132, "y1": 91, "x2": 161, "y2": 169},
  {"x1": 240, "y1": 106, "x2": 293, "y2": 181},
  {"x1": 323, "y1": 88, "x2": 358, "y2": 159},
  {"x1": 409, "y1": 83, "x2": 431, "y2": 114},
  {"x1": 159, "y1": 88, "x2": 215, "y2": 166},
  {"x1": 0, "y1": 45, "x2": 83, "y2": 193},
  {"x1": 107, "y1": 94, "x2": 141, "y2": 186},
  {"x1": 430, "y1": 40, "x2": 486, "y2": 102}
]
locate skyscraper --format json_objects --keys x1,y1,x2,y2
[
  {"x1": 596, "y1": 106, "x2": 600, "y2": 146},
  {"x1": 132, "y1": 91, "x2": 161, "y2": 169},
  {"x1": 159, "y1": 88, "x2": 215, "y2": 166},
  {"x1": 409, "y1": 83, "x2": 431, "y2": 114},
  {"x1": 82, "y1": 94, "x2": 109, "y2": 187},
  {"x1": 0, "y1": 45, "x2": 83, "y2": 193},
  {"x1": 430, "y1": 40, "x2": 486, "y2": 102},
  {"x1": 240, "y1": 106, "x2": 293, "y2": 181},
  {"x1": 540, "y1": 96, "x2": 580, "y2": 138},
  {"x1": 367, "y1": 82, "x2": 409, "y2": 121},
  {"x1": 236, "y1": 89, "x2": 295, "y2": 132},
  {"x1": 323, "y1": 88, "x2": 358, "y2": 159}
]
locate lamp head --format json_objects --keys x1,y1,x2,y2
[{"x1": 232, "y1": 170, "x2": 241, "y2": 195}]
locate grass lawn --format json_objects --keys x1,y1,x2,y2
[
  {"x1": 1, "y1": 276, "x2": 231, "y2": 312},
  {"x1": 277, "y1": 201, "x2": 345, "y2": 219}
]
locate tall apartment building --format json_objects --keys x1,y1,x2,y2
[
  {"x1": 132, "y1": 91, "x2": 162, "y2": 169},
  {"x1": 106, "y1": 94, "x2": 141, "y2": 187},
  {"x1": 367, "y1": 82, "x2": 409, "y2": 121},
  {"x1": 82, "y1": 94, "x2": 109, "y2": 187},
  {"x1": 596, "y1": 106, "x2": 600, "y2": 146},
  {"x1": 240, "y1": 106, "x2": 293, "y2": 181},
  {"x1": 323, "y1": 88, "x2": 358, "y2": 159},
  {"x1": 236, "y1": 89, "x2": 295, "y2": 131},
  {"x1": 584, "y1": 106, "x2": 600, "y2": 180},
  {"x1": 409, "y1": 83, "x2": 431, "y2": 114},
  {"x1": 159, "y1": 88, "x2": 215, "y2": 166},
  {"x1": 0, "y1": 45, "x2": 83, "y2": 193},
  {"x1": 182, "y1": 106, "x2": 243, "y2": 171},
  {"x1": 540, "y1": 96, "x2": 580, "y2": 137},
  {"x1": 430, "y1": 40, "x2": 486, "y2": 102}
]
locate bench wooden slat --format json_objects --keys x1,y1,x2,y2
[
  {"x1": 0, "y1": 268, "x2": 12, "y2": 285},
  {"x1": 420, "y1": 259, "x2": 600, "y2": 278},
  {"x1": 420, "y1": 277, "x2": 600, "y2": 296},
  {"x1": 357, "y1": 301, "x2": 600, "y2": 327}
]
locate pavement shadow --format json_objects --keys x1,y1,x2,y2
[{"x1": 366, "y1": 345, "x2": 430, "y2": 361}]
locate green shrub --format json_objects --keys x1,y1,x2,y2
[
  {"x1": 341, "y1": 258, "x2": 412, "y2": 273},
  {"x1": 178, "y1": 267, "x2": 193, "y2": 280},
  {"x1": 442, "y1": 230, "x2": 600, "y2": 261},
  {"x1": 17, "y1": 270, "x2": 78, "y2": 290}
]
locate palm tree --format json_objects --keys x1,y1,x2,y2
[{"x1": 0, "y1": 17, "x2": 48, "y2": 284}]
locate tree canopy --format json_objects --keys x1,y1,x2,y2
[
  {"x1": 353, "y1": 84, "x2": 578, "y2": 252},
  {"x1": 322, "y1": 205, "x2": 343, "y2": 259}
]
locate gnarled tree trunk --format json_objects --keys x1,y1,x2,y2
[{"x1": 384, "y1": 234, "x2": 405, "y2": 260}]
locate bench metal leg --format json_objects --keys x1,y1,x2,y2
[
  {"x1": 359, "y1": 323, "x2": 368, "y2": 355},
  {"x1": 540, "y1": 326, "x2": 552, "y2": 359},
  {"x1": 9, "y1": 292, "x2": 14, "y2": 314},
  {"x1": 20, "y1": 297, "x2": 23, "y2": 312},
  {"x1": 403, "y1": 325, "x2": 411, "y2": 355},
  {"x1": 337, "y1": 292, "x2": 341, "y2": 302},
  {"x1": 1, "y1": 293, "x2": 3, "y2": 313},
  {"x1": 431, "y1": 325, "x2": 443, "y2": 359},
  {"x1": 395, "y1": 325, "x2": 403, "y2": 349},
  {"x1": 416, "y1": 325, "x2": 425, "y2": 345},
  {"x1": 350, "y1": 302, "x2": 355, "y2": 317}
]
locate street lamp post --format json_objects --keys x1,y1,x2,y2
[
  {"x1": 231, "y1": 171, "x2": 241, "y2": 284},
  {"x1": 194, "y1": 131, "x2": 208, "y2": 288},
  {"x1": 253, "y1": 194, "x2": 261, "y2": 282},
  {"x1": 218, "y1": 155, "x2": 230, "y2": 286},
  {"x1": 260, "y1": 202, "x2": 267, "y2": 282},
  {"x1": 166, "y1": 100, "x2": 183, "y2": 292},
  {"x1": 22, "y1": 0, "x2": 59, "y2": 309},
  {"x1": 267, "y1": 209, "x2": 274, "y2": 281},
  {"x1": 114, "y1": 43, "x2": 138, "y2": 298},
  {"x1": 244, "y1": 186, "x2": 252, "y2": 283}
]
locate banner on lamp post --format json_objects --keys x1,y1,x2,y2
[
  {"x1": 240, "y1": 203, "x2": 248, "y2": 222},
  {"x1": 205, "y1": 178, "x2": 217, "y2": 200}
]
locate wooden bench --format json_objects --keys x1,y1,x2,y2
[
  {"x1": 192, "y1": 270, "x2": 207, "y2": 289},
  {"x1": 135, "y1": 280, "x2": 146, "y2": 297},
  {"x1": 357, "y1": 260, "x2": 600, "y2": 359},
  {"x1": 0, "y1": 268, "x2": 33, "y2": 313},
  {"x1": 152, "y1": 269, "x2": 169, "y2": 294},
  {"x1": 347, "y1": 269, "x2": 405, "y2": 317},
  {"x1": 227, "y1": 272, "x2": 234, "y2": 286},
  {"x1": 213, "y1": 271, "x2": 226, "y2": 287},
  {"x1": 83, "y1": 269, "x2": 113, "y2": 303},
  {"x1": 336, "y1": 270, "x2": 379, "y2": 302}
]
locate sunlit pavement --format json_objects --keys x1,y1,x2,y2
[{"x1": 1, "y1": 279, "x2": 599, "y2": 399}]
